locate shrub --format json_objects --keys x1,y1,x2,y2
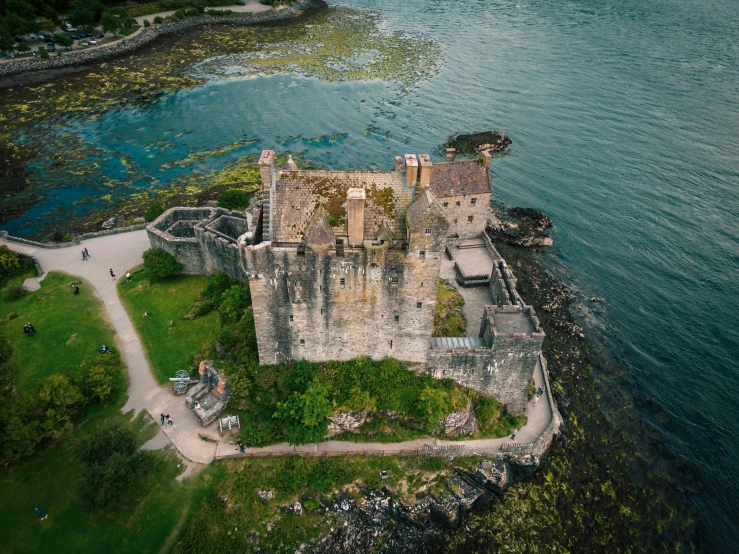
[
  {"x1": 3, "y1": 284, "x2": 28, "y2": 302},
  {"x1": 275, "y1": 379, "x2": 330, "y2": 445},
  {"x1": 153, "y1": 15, "x2": 163, "y2": 23},
  {"x1": 0, "y1": 246, "x2": 20, "y2": 278},
  {"x1": 38, "y1": 50, "x2": 49, "y2": 59},
  {"x1": 415, "y1": 387, "x2": 449, "y2": 428},
  {"x1": 78, "y1": 353, "x2": 120, "y2": 403},
  {"x1": 143, "y1": 19, "x2": 151, "y2": 27},
  {"x1": 144, "y1": 200, "x2": 165, "y2": 222},
  {"x1": 62, "y1": 233, "x2": 72, "y2": 242},
  {"x1": 217, "y1": 189, "x2": 249, "y2": 210},
  {"x1": 74, "y1": 424, "x2": 153, "y2": 510},
  {"x1": 218, "y1": 284, "x2": 251, "y2": 325},
  {"x1": 142, "y1": 248, "x2": 181, "y2": 280},
  {"x1": 173, "y1": 9, "x2": 186, "y2": 19},
  {"x1": 7, "y1": 312, "x2": 18, "y2": 320}
]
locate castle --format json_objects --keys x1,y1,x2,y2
[{"x1": 147, "y1": 150, "x2": 544, "y2": 414}]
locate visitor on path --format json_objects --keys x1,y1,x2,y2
[
  {"x1": 126, "y1": 272, "x2": 131, "y2": 281},
  {"x1": 82, "y1": 250, "x2": 87, "y2": 261},
  {"x1": 240, "y1": 443, "x2": 245, "y2": 454},
  {"x1": 34, "y1": 507, "x2": 47, "y2": 520},
  {"x1": 235, "y1": 438, "x2": 243, "y2": 451},
  {"x1": 84, "y1": 247, "x2": 89, "y2": 258},
  {"x1": 74, "y1": 285, "x2": 80, "y2": 295},
  {"x1": 511, "y1": 429, "x2": 517, "y2": 441},
  {"x1": 536, "y1": 385, "x2": 544, "y2": 396},
  {"x1": 100, "y1": 345, "x2": 110, "y2": 354},
  {"x1": 160, "y1": 413, "x2": 165, "y2": 426},
  {"x1": 109, "y1": 269, "x2": 115, "y2": 279},
  {"x1": 23, "y1": 325, "x2": 32, "y2": 337},
  {"x1": 27, "y1": 323, "x2": 36, "y2": 335},
  {"x1": 166, "y1": 415, "x2": 173, "y2": 427},
  {"x1": 534, "y1": 395, "x2": 539, "y2": 406}
]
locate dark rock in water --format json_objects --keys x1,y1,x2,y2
[
  {"x1": 487, "y1": 206, "x2": 553, "y2": 247},
  {"x1": 441, "y1": 130, "x2": 512, "y2": 155}
]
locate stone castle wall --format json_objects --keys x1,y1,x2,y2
[
  {"x1": 246, "y1": 243, "x2": 441, "y2": 365},
  {"x1": 439, "y1": 192, "x2": 492, "y2": 239}
]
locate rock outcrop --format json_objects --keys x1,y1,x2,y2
[{"x1": 487, "y1": 207, "x2": 554, "y2": 247}]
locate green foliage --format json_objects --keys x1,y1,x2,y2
[
  {"x1": 0, "y1": 246, "x2": 20, "y2": 278},
  {"x1": 275, "y1": 378, "x2": 330, "y2": 445},
  {"x1": 38, "y1": 48, "x2": 49, "y2": 59},
  {"x1": 143, "y1": 200, "x2": 165, "y2": 222},
  {"x1": 53, "y1": 33, "x2": 73, "y2": 47},
  {"x1": 418, "y1": 456, "x2": 446, "y2": 472},
  {"x1": 415, "y1": 386, "x2": 449, "y2": 428},
  {"x1": 475, "y1": 396, "x2": 527, "y2": 438},
  {"x1": 153, "y1": 15, "x2": 163, "y2": 23},
  {"x1": 344, "y1": 385, "x2": 376, "y2": 412},
  {"x1": 217, "y1": 188, "x2": 250, "y2": 210},
  {"x1": 142, "y1": 248, "x2": 181, "y2": 280},
  {"x1": 69, "y1": 0, "x2": 105, "y2": 26},
  {"x1": 433, "y1": 279, "x2": 467, "y2": 337},
  {"x1": 74, "y1": 424, "x2": 153, "y2": 510},
  {"x1": 143, "y1": 18, "x2": 151, "y2": 27},
  {"x1": 218, "y1": 283, "x2": 250, "y2": 325},
  {"x1": 2, "y1": 283, "x2": 27, "y2": 301},
  {"x1": 100, "y1": 11, "x2": 120, "y2": 35}
]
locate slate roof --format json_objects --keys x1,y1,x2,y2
[
  {"x1": 429, "y1": 160, "x2": 491, "y2": 197},
  {"x1": 304, "y1": 205, "x2": 335, "y2": 249},
  {"x1": 406, "y1": 189, "x2": 445, "y2": 229}
]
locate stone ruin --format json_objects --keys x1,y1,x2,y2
[{"x1": 185, "y1": 361, "x2": 231, "y2": 427}]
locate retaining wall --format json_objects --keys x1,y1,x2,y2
[{"x1": 0, "y1": 0, "x2": 322, "y2": 79}]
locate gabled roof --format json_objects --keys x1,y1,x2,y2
[
  {"x1": 406, "y1": 189, "x2": 446, "y2": 229},
  {"x1": 304, "y1": 204, "x2": 335, "y2": 249},
  {"x1": 429, "y1": 159, "x2": 490, "y2": 197}
]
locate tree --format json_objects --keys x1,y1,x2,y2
[
  {"x1": 415, "y1": 387, "x2": 450, "y2": 428},
  {"x1": 142, "y1": 248, "x2": 181, "y2": 280},
  {"x1": 344, "y1": 386, "x2": 376, "y2": 413},
  {"x1": 99, "y1": 11, "x2": 119, "y2": 35},
  {"x1": 144, "y1": 200, "x2": 165, "y2": 222},
  {"x1": 53, "y1": 33, "x2": 73, "y2": 48},
  {"x1": 36, "y1": 373, "x2": 84, "y2": 439},
  {"x1": 275, "y1": 379, "x2": 330, "y2": 445},
  {"x1": 69, "y1": 0, "x2": 105, "y2": 27},
  {"x1": 0, "y1": 22, "x2": 13, "y2": 52},
  {"x1": 217, "y1": 189, "x2": 250, "y2": 210},
  {"x1": 218, "y1": 284, "x2": 251, "y2": 325},
  {"x1": 0, "y1": 245, "x2": 20, "y2": 278}
]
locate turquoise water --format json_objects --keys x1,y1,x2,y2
[{"x1": 5, "y1": 0, "x2": 739, "y2": 547}]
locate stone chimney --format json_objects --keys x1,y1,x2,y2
[
  {"x1": 286, "y1": 155, "x2": 298, "y2": 171},
  {"x1": 258, "y1": 150, "x2": 275, "y2": 193},
  {"x1": 394, "y1": 156, "x2": 404, "y2": 172},
  {"x1": 445, "y1": 148, "x2": 456, "y2": 162},
  {"x1": 347, "y1": 188, "x2": 366, "y2": 248},
  {"x1": 404, "y1": 154, "x2": 418, "y2": 188},
  {"x1": 418, "y1": 154, "x2": 432, "y2": 191},
  {"x1": 481, "y1": 150, "x2": 492, "y2": 169}
]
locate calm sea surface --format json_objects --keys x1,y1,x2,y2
[{"x1": 6, "y1": 0, "x2": 739, "y2": 548}]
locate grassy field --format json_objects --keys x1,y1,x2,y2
[
  {"x1": 0, "y1": 403, "x2": 218, "y2": 554},
  {"x1": 433, "y1": 279, "x2": 467, "y2": 337},
  {"x1": 118, "y1": 266, "x2": 219, "y2": 384},
  {"x1": 0, "y1": 271, "x2": 118, "y2": 393}
]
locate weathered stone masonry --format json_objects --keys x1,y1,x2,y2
[{"x1": 148, "y1": 150, "x2": 544, "y2": 415}]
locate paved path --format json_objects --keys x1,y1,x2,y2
[
  {"x1": 135, "y1": 0, "x2": 271, "y2": 25},
  {"x1": 1, "y1": 231, "x2": 556, "y2": 467}
]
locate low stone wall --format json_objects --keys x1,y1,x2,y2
[
  {"x1": 0, "y1": 0, "x2": 322, "y2": 79},
  {"x1": 0, "y1": 225, "x2": 147, "y2": 249}
]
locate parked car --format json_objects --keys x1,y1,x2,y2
[
  {"x1": 74, "y1": 33, "x2": 86, "y2": 39},
  {"x1": 39, "y1": 31, "x2": 53, "y2": 39},
  {"x1": 85, "y1": 32, "x2": 93, "y2": 37},
  {"x1": 37, "y1": 45, "x2": 45, "y2": 51},
  {"x1": 89, "y1": 39, "x2": 97, "y2": 45},
  {"x1": 65, "y1": 23, "x2": 74, "y2": 31},
  {"x1": 95, "y1": 33, "x2": 104, "y2": 39},
  {"x1": 47, "y1": 42, "x2": 55, "y2": 51},
  {"x1": 0, "y1": 51, "x2": 6, "y2": 58},
  {"x1": 28, "y1": 33, "x2": 38, "y2": 40}
]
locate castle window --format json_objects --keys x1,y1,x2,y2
[
  {"x1": 454, "y1": 219, "x2": 458, "y2": 224},
  {"x1": 320, "y1": 308, "x2": 324, "y2": 315},
  {"x1": 380, "y1": 240, "x2": 385, "y2": 245},
  {"x1": 300, "y1": 339, "x2": 305, "y2": 345},
  {"x1": 336, "y1": 239, "x2": 343, "y2": 246},
  {"x1": 419, "y1": 250, "x2": 426, "y2": 259},
  {"x1": 417, "y1": 302, "x2": 423, "y2": 309},
  {"x1": 468, "y1": 216, "x2": 474, "y2": 222},
  {"x1": 340, "y1": 278, "x2": 345, "y2": 287},
  {"x1": 289, "y1": 315, "x2": 294, "y2": 323},
  {"x1": 425, "y1": 227, "x2": 432, "y2": 235},
  {"x1": 389, "y1": 340, "x2": 393, "y2": 349},
  {"x1": 456, "y1": 201, "x2": 461, "y2": 207},
  {"x1": 394, "y1": 315, "x2": 399, "y2": 323},
  {"x1": 471, "y1": 198, "x2": 477, "y2": 205},
  {"x1": 390, "y1": 277, "x2": 399, "y2": 285},
  {"x1": 443, "y1": 202, "x2": 448, "y2": 207}
]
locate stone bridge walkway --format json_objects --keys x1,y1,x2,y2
[{"x1": 1, "y1": 231, "x2": 557, "y2": 470}]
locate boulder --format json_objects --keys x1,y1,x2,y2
[
  {"x1": 472, "y1": 459, "x2": 513, "y2": 493},
  {"x1": 258, "y1": 489, "x2": 274, "y2": 501},
  {"x1": 281, "y1": 501, "x2": 302, "y2": 515},
  {"x1": 328, "y1": 410, "x2": 368, "y2": 436},
  {"x1": 443, "y1": 410, "x2": 470, "y2": 435},
  {"x1": 444, "y1": 473, "x2": 482, "y2": 510}
]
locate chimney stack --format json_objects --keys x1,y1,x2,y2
[
  {"x1": 481, "y1": 150, "x2": 492, "y2": 169},
  {"x1": 404, "y1": 154, "x2": 418, "y2": 188},
  {"x1": 418, "y1": 154, "x2": 432, "y2": 191},
  {"x1": 346, "y1": 188, "x2": 366, "y2": 248},
  {"x1": 445, "y1": 148, "x2": 456, "y2": 162}
]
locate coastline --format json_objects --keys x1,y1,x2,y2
[{"x1": 0, "y1": 0, "x2": 326, "y2": 85}]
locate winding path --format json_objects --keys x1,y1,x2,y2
[{"x1": 0, "y1": 230, "x2": 558, "y2": 468}]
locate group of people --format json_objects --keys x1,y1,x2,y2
[
  {"x1": 23, "y1": 322, "x2": 36, "y2": 337},
  {"x1": 81, "y1": 247, "x2": 91, "y2": 261},
  {"x1": 160, "y1": 413, "x2": 174, "y2": 427},
  {"x1": 235, "y1": 438, "x2": 246, "y2": 454}
]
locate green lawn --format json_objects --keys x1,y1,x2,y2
[
  {"x1": 0, "y1": 402, "x2": 218, "y2": 554},
  {"x1": 0, "y1": 272, "x2": 118, "y2": 393},
  {"x1": 118, "y1": 266, "x2": 219, "y2": 384}
]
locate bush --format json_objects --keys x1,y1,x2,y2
[
  {"x1": 153, "y1": 15, "x2": 163, "y2": 23},
  {"x1": 275, "y1": 379, "x2": 330, "y2": 445},
  {"x1": 0, "y1": 246, "x2": 20, "y2": 278},
  {"x1": 142, "y1": 248, "x2": 181, "y2": 280},
  {"x1": 143, "y1": 19, "x2": 151, "y2": 27},
  {"x1": 144, "y1": 200, "x2": 165, "y2": 222},
  {"x1": 38, "y1": 50, "x2": 49, "y2": 59},
  {"x1": 173, "y1": 9, "x2": 186, "y2": 19},
  {"x1": 217, "y1": 189, "x2": 250, "y2": 211},
  {"x1": 62, "y1": 233, "x2": 72, "y2": 242},
  {"x1": 7, "y1": 312, "x2": 18, "y2": 320},
  {"x1": 78, "y1": 353, "x2": 120, "y2": 403},
  {"x1": 218, "y1": 284, "x2": 251, "y2": 325},
  {"x1": 3, "y1": 284, "x2": 28, "y2": 302},
  {"x1": 74, "y1": 424, "x2": 153, "y2": 510}
]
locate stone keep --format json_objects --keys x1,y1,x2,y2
[{"x1": 147, "y1": 149, "x2": 544, "y2": 414}]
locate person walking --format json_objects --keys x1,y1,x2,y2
[
  {"x1": 235, "y1": 438, "x2": 243, "y2": 451},
  {"x1": 84, "y1": 247, "x2": 89, "y2": 258},
  {"x1": 160, "y1": 413, "x2": 166, "y2": 426},
  {"x1": 27, "y1": 323, "x2": 36, "y2": 335},
  {"x1": 126, "y1": 271, "x2": 131, "y2": 282},
  {"x1": 110, "y1": 269, "x2": 115, "y2": 279},
  {"x1": 166, "y1": 415, "x2": 173, "y2": 427},
  {"x1": 511, "y1": 429, "x2": 517, "y2": 441},
  {"x1": 34, "y1": 507, "x2": 48, "y2": 520},
  {"x1": 534, "y1": 395, "x2": 539, "y2": 406},
  {"x1": 82, "y1": 250, "x2": 87, "y2": 261}
]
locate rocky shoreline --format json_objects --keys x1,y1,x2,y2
[{"x1": 0, "y1": 0, "x2": 325, "y2": 82}]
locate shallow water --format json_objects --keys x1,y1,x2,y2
[{"x1": 3, "y1": 0, "x2": 739, "y2": 548}]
